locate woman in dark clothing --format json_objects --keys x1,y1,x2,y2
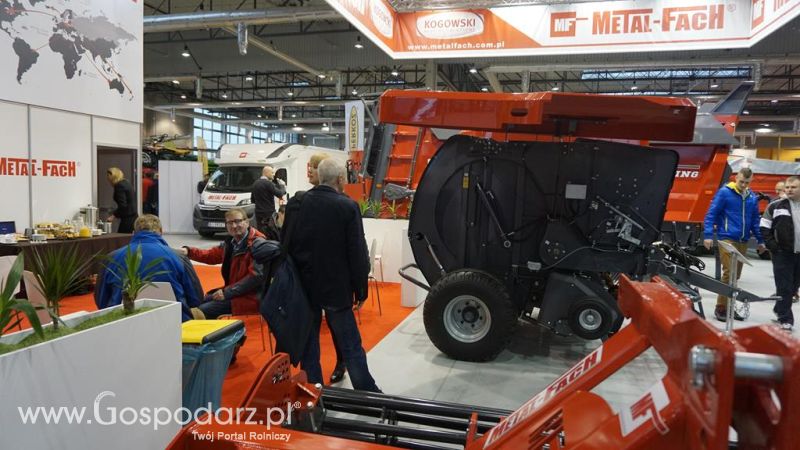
[{"x1": 106, "y1": 167, "x2": 138, "y2": 233}]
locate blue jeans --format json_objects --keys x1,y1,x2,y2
[
  {"x1": 197, "y1": 290, "x2": 231, "y2": 319},
  {"x1": 300, "y1": 306, "x2": 380, "y2": 392}
]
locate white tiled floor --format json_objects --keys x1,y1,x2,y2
[{"x1": 164, "y1": 233, "x2": 796, "y2": 417}]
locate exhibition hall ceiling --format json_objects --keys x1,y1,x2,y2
[{"x1": 143, "y1": 1, "x2": 800, "y2": 135}]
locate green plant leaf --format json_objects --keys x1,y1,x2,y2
[
  {"x1": 0, "y1": 254, "x2": 44, "y2": 339},
  {"x1": 0, "y1": 253, "x2": 23, "y2": 303}
]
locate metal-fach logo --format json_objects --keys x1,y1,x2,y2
[
  {"x1": 416, "y1": 11, "x2": 484, "y2": 40},
  {"x1": 370, "y1": 0, "x2": 393, "y2": 38}
]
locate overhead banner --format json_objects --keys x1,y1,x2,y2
[
  {"x1": 0, "y1": 0, "x2": 143, "y2": 122},
  {"x1": 326, "y1": 0, "x2": 800, "y2": 59},
  {"x1": 344, "y1": 101, "x2": 365, "y2": 152}
]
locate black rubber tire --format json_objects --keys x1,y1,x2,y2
[
  {"x1": 423, "y1": 270, "x2": 518, "y2": 362},
  {"x1": 199, "y1": 230, "x2": 216, "y2": 238},
  {"x1": 567, "y1": 299, "x2": 614, "y2": 341}
]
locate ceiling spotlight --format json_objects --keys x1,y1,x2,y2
[
  {"x1": 221, "y1": 93, "x2": 228, "y2": 99},
  {"x1": 551, "y1": 86, "x2": 559, "y2": 91},
  {"x1": 469, "y1": 67, "x2": 478, "y2": 74},
  {"x1": 318, "y1": 73, "x2": 326, "y2": 79},
  {"x1": 742, "y1": 110, "x2": 750, "y2": 115},
  {"x1": 291, "y1": 114, "x2": 297, "y2": 118},
  {"x1": 354, "y1": 36, "x2": 364, "y2": 49},
  {"x1": 180, "y1": 94, "x2": 187, "y2": 99},
  {"x1": 292, "y1": 126, "x2": 303, "y2": 131},
  {"x1": 480, "y1": 87, "x2": 488, "y2": 92},
  {"x1": 257, "y1": 114, "x2": 262, "y2": 118},
  {"x1": 322, "y1": 125, "x2": 330, "y2": 132},
  {"x1": 233, "y1": 102, "x2": 241, "y2": 105},
  {"x1": 181, "y1": 46, "x2": 190, "y2": 58},
  {"x1": 391, "y1": 69, "x2": 399, "y2": 77},
  {"x1": 287, "y1": 92, "x2": 294, "y2": 97},
  {"x1": 245, "y1": 75, "x2": 254, "y2": 81},
  {"x1": 771, "y1": 99, "x2": 779, "y2": 103},
  {"x1": 755, "y1": 128, "x2": 773, "y2": 134},
  {"x1": 171, "y1": 79, "x2": 180, "y2": 85},
  {"x1": 710, "y1": 83, "x2": 719, "y2": 88},
  {"x1": 630, "y1": 85, "x2": 638, "y2": 90},
  {"x1": 352, "y1": 89, "x2": 358, "y2": 96},
  {"x1": 761, "y1": 123, "x2": 771, "y2": 127}
]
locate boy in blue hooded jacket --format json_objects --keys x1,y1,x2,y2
[{"x1": 703, "y1": 167, "x2": 766, "y2": 322}]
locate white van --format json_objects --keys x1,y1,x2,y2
[{"x1": 193, "y1": 143, "x2": 348, "y2": 237}]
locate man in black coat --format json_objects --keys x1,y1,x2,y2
[
  {"x1": 282, "y1": 158, "x2": 379, "y2": 392},
  {"x1": 251, "y1": 165, "x2": 285, "y2": 240},
  {"x1": 761, "y1": 176, "x2": 800, "y2": 331}
]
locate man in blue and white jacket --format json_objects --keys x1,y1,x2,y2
[{"x1": 703, "y1": 167, "x2": 766, "y2": 322}]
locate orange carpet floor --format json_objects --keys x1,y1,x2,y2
[{"x1": 17, "y1": 265, "x2": 413, "y2": 407}]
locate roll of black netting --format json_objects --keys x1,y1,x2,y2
[{"x1": 365, "y1": 124, "x2": 385, "y2": 177}]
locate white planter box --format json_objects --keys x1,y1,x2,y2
[{"x1": 0, "y1": 299, "x2": 182, "y2": 450}]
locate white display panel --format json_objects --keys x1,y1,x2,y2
[
  {"x1": 30, "y1": 107, "x2": 92, "y2": 225},
  {"x1": 0, "y1": 0, "x2": 143, "y2": 123},
  {"x1": 92, "y1": 117, "x2": 140, "y2": 148},
  {"x1": 159, "y1": 160, "x2": 202, "y2": 234},
  {"x1": 0, "y1": 100, "x2": 31, "y2": 231}
]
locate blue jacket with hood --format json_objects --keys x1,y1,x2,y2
[
  {"x1": 703, "y1": 182, "x2": 764, "y2": 244},
  {"x1": 94, "y1": 231, "x2": 203, "y2": 321}
]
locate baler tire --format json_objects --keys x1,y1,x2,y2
[{"x1": 423, "y1": 270, "x2": 518, "y2": 362}]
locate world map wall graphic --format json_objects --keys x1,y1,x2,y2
[{"x1": 0, "y1": 0, "x2": 142, "y2": 122}]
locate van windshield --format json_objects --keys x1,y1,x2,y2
[{"x1": 205, "y1": 166, "x2": 262, "y2": 192}]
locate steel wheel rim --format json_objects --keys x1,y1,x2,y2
[
  {"x1": 578, "y1": 308, "x2": 602, "y2": 332},
  {"x1": 443, "y1": 295, "x2": 492, "y2": 343}
]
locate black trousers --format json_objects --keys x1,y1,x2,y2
[
  {"x1": 118, "y1": 215, "x2": 137, "y2": 234},
  {"x1": 257, "y1": 217, "x2": 280, "y2": 241},
  {"x1": 772, "y1": 250, "x2": 800, "y2": 325}
]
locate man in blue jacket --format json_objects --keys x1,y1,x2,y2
[
  {"x1": 703, "y1": 167, "x2": 766, "y2": 322},
  {"x1": 95, "y1": 214, "x2": 202, "y2": 321}
]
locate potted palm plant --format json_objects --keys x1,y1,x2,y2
[
  {"x1": 103, "y1": 245, "x2": 168, "y2": 314},
  {"x1": 0, "y1": 254, "x2": 43, "y2": 340},
  {"x1": 29, "y1": 244, "x2": 97, "y2": 330}
]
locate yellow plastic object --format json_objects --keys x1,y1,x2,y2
[
  {"x1": 79, "y1": 227, "x2": 92, "y2": 238},
  {"x1": 181, "y1": 319, "x2": 244, "y2": 345}
]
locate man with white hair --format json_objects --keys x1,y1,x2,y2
[{"x1": 281, "y1": 158, "x2": 379, "y2": 391}]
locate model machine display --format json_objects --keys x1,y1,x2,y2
[{"x1": 378, "y1": 90, "x2": 770, "y2": 361}]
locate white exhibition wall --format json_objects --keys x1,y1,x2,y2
[
  {"x1": 159, "y1": 160, "x2": 203, "y2": 233},
  {"x1": 0, "y1": 99, "x2": 141, "y2": 230},
  {"x1": 0, "y1": 101, "x2": 30, "y2": 231}
]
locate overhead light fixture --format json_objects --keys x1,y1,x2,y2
[
  {"x1": 291, "y1": 114, "x2": 296, "y2": 118},
  {"x1": 755, "y1": 127, "x2": 773, "y2": 133},
  {"x1": 352, "y1": 89, "x2": 358, "y2": 96},
  {"x1": 551, "y1": 86, "x2": 559, "y2": 91},
  {"x1": 322, "y1": 126, "x2": 330, "y2": 132},
  {"x1": 171, "y1": 79, "x2": 180, "y2": 85},
  {"x1": 180, "y1": 94, "x2": 187, "y2": 99},
  {"x1": 257, "y1": 114, "x2": 262, "y2": 118},
  {"x1": 391, "y1": 69, "x2": 399, "y2": 77},
  {"x1": 233, "y1": 102, "x2": 241, "y2": 105},
  {"x1": 181, "y1": 46, "x2": 190, "y2": 58},
  {"x1": 221, "y1": 93, "x2": 228, "y2": 99},
  {"x1": 292, "y1": 126, "x2": 303, "y2": 131},
  {"x1": 354, "y1": 36, "x2": 364, "y2": 49},
  {"x1": 710, "y1": 83, "x2": 719, "y2": 88},
  {"x1": 771, "y1": 99, "x2": 779, "y2": 103},
  {"x1": 469, "y1": 67, "x2": 478, "y2": 74},
  {"x1": 245, "y1": 75, "x2": 254, "y2": 81},
  {"x1": 742, "y1": 110, "x2": 749, "y2": 115},
  {"x1": 761, "y1": 123, "x2": 771, "y2": 127},
  {"x1": 480, "y1": 87, "x2": 488, "y2": 92},
  {"x1": 317, "y1": 73, "x2": 326, "y2": 79},
  {"x1": 287, "y1": 92, "x2": 294, "y2": 97}
]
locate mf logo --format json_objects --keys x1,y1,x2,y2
[{"x1": 550, "y1": 11, "x2": 577, "y2": 37}]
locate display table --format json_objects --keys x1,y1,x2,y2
[{"x1": 0, "y1": 233, "x2": 131, "y2": 274}]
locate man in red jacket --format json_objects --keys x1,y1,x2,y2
[{"x1": 177, "y1": 208, "x2": 265, "y2": 319}]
